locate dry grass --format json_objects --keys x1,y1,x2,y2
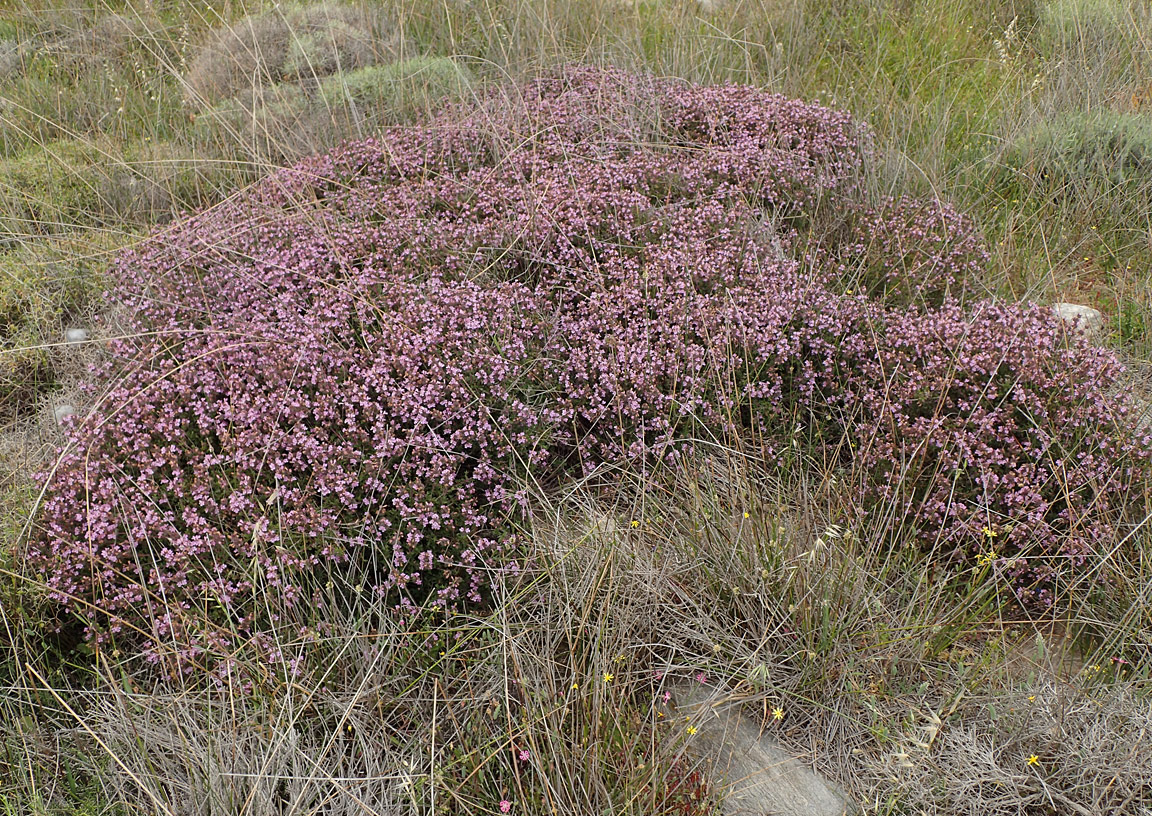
[
  {"x1": 189, "y1": 56, "x2": 474, "y2": 164},
  {"x1": 6, "y1": 449, "x2": 1147, "y2": 814}
]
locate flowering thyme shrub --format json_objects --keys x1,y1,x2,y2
[
  {"x1": 28, "y1": 67, "x2": 1151, "y2": 666},
  {"x1": 822, "y1": 195, "x2": 989, "y2": 308},
  {"x1": 843, "y1": 301, "x2": 1150, "y2": 606}
]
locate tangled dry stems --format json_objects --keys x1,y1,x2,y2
[{"x1": 32, "y1": 449, "x2": 1149, "y2": 814}]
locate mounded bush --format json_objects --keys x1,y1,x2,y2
[
  {"x1": 183, "y1": 1, "x2": 394, "y2": 105},
  {"x1": 997, "y1": 109, "x2": 1152, "y2": 210},
  {"x1": 27, "y1": 67, "x2": 1152, "y2": 671},
  {"x1": 317, "y1": 56, "x2": 472, "y2": 117}
]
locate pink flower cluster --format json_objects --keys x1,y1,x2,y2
[
  {"x1": 842, "y1": 300, "x2": 1150, "y2": 606},
  {"x1": 815, "y1": 194, "x2": 990, "y2": 307},
  {"x1": 29, "y1": 67, "x2": 1150, "y2": 663}
]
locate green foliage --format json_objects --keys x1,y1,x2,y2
[
  {"x1": 0, "y1": 233, "x2": 109, "y2": 417},
  {"x1": 0, "y1": 37, "x2": 19, "y2": 82},
  {"x1": 996, "y1": 109, "x2": 1152, "y2": 213},
  {"x1": 0, "y1": 9, "x2": 189, "y2": 155},
  {"x1": 0, "y1": 137, "x2": 236, "y2": 242},
  {"x1": 0, "y1": 702, "x2": 110, "y2": 816},
  {"x1": 1031, "y1": 0, "x2": 1152, "y2": 107},
  {"x1": 317, "y1": 55, "x2": 472, "y2": 112},
  {"x1": 0, "y1": 139, "x2": 109, "y2": 242},
  {"x1": 1117, "y1": 296, "x2": 1148, "y2": 347},
  {"x1": 1037, "y1": 0, "x2": 1127, "y2": 48}
]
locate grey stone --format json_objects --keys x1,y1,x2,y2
[
  {"x1": 669, "y1": 680, "x2": 854, "y2": 816},
  {"x1": 64, "y1": 327, "x2": 90, "y2": 344},
  {"x1": 54, "y1": 404, "x2": 76, "y2": 424},
  {"x1": 1052, "y1": 303, "x2": 1105, "y2": 337}
]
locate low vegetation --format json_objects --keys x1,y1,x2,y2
[{"x1": 2, "y1": 1, "x2": 1150, "y2": 815}]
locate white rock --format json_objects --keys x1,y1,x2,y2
[
  {"x1": 64, "y1": 327, "x2": 90, "y2": 344},
  {"x1": 1052, "y1": 303, "x2": 1105, "y2": 336},
  {"x1": 669, "y1": 679, "x2": 855, "y2": 816},
  {"x1": 54, "y1": 404, "x2": 76, "y2": 424}
]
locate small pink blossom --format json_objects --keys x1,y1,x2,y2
[{"x1": 499, "y1": 800, "x2": 512, "y2": 814}]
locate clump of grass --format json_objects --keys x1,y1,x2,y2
[
  {"x1": 996, "y1": 109, "x2": 1152, "y2": 218},
  {"x1": 980, "y1": 103, "x2": 1152, "y2": 338},
  {"x1": 28, "y1": 481, "x2": 728, "y2": 815},
  {"x1": 1036, "y1": 0, "x2": 1138, "y2": 58},
  {"x1": 0, "y1": 233, "x2": 111, "y2": 419},
  {"x1": 40, "y1": 440, "x2": 1148, "y2": 814},
  {"x1": 49, "y1": 11, "x2": 170, "y2": 71},
  {"x1": 182, "y1": 1, "x2": 396, "y2": 106},
  {"x1": 0, "y1": 136, "x2": 235, "y2": 245},
  {"x1": 0, "y1": 7, "x2": 189, "y2": 155},
  {"x1": 191, "y1": 56, "x2": 473, "y2": 163},
  {"x1": 0, "y1": 139, "x2": 113, "y2": 243},
  {"x1": 888, "y1": 680, "x2": 1152, "y2": 814},
  {"x1": 0, "y1": 37, "x2": 20, "y2": 81}
]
